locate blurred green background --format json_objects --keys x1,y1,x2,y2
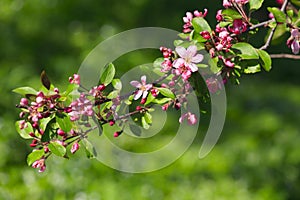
[{"x1": 1, "y1": 0, "x2": 300, "y2": 199}]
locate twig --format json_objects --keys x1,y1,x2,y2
[
  {"x1": 270, "y1": 54, "x2": 300, "y2": 59},
  {"x1": 259, "y1": 0, "x2": 289, "y2": 50}
]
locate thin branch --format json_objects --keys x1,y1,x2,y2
[
  {"x1": 281, "y1": 0, "x2": 289, "y2": 12},
  {"x1": 249, "y1": 19, "x2": 275, "y2": 31},
  {"x1": 270, "y1": 54, "x2": 300, "y2": 59},
  {"x1": 260, "y1": 26, "x2": 276, "y2": 50}
]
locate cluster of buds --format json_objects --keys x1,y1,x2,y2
[
  {"x1": 182, "y1": 9, "x2": 208, "y2": 33},
  {"x1": 223, "y1": 0, "x2": 249, "y2": 8}
]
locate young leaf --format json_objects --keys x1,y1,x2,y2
[
  {"x1": 48, "y1": 141, "x2": 66, "y2": 157},
  {"x1": 244, "y1": 64, "x2": 261, "y2": 73},
  {"x1": 40, "y1": 70, "x2": 51, "y2": 90},
  {"x1": 157, "y1": 88, "x2": 175, "y2": 99},
  {"x1": 222, "y1": 9, "x2": 242, "y2": 19},
  {"x1": 257, "y1": 49, "x2": 272, "y2": 72},
  {"x1": 39, "y1": 114, "x2": 55, "y2": 131},
  {"x1": 12, "y1": 87, "x2": 37, "y2": 96},
  {"x1": 267, "y1": 7, "x2": 286, "y2": 23},
  {"x1": 15, "y1": 121, "x2": 34, "y2": 139},
  {"x1": 56, "y1": 114, "x2": 72, "y2": 133},
  {"x1": 152, "y1": 98, "x2": 172, "y2": 105},
  {"x1": 192, "y1": 17, "x2": 212, "y2": 33},
  {"x1": 112, "y1": 79, "x2": 122, "y2": 91},
  {"x1": 249, "y1": 0, "x2": 264, "y2": 11},
  {"x1": 141, "y1": 116, "x2": 150, "y2": 129},
  {"x1": 145, "y1": 92, "x2": 156, "y2": 105},
  {"x1": 232, "y1": 42, "x2": 259, "y2": 60},
  {"x1": 107, "y1": 90, "x2": 119, "y2": 99},
  {"x1": 100, "y1": 63, "x2": 115, "y2": 86},
  {"x1": 27, "y1": 150, "x2": 44, "y2": 166},
  {"x1": 82, "y1": 138, "x2": 97, "y2": 158},
  {"x1": 144, "y1": 112, "x2": 152, "y2": 124}
]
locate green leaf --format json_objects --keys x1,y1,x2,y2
[
  {"x1": 15, "y1": 121, "x2": 33, "y2": 139},
  {"x1": 27, "y1": 150, "x2": 44, "y2": 166},
  {"x1": 219, "y1": 21, "x2": 231, "y2": 28},
  {"x1": 267, "y1": 7, "x2": 286, "y2": 23},
  {"x1": 141, "y1": 116, "x2": 150, "y2": 129},
  {"x1": 257, "y1": 49, "x2": 272, "y2": 71},
  {"x1": 208, "y1": 57, "x2": 221, "y2": 73},
  {"x1": 232, "y1": 42, "x2": 259, "y2": 60},
  {"x1": 222, "y1": 9, "x2": 242, "y2": 19},
  {"x1": 157, "y1": 88, "x2": 175, "y2": 99},
  {"x1": 287, "y1": 9, "x2": 294, "y2": 18},
  {"x1": 107, "y1": 90, "x2": 119, "y2": 99},
  {"x1": 291, "y1": 0, "x2": 300, "y2": 7},
  {"x1": 129, "y1": 124, "x2": 142, "y2": 136},
  {"x1": 56, "y1": 114, "x2": 72, "y2": 132},
  {"x1": 112, "y1": 79, "x2": 122, "y2": 91},
  {"x1": 100, "y1": 63, "x2": 115, "y2": 86},
  {"x1": 152, "y1": 98, "x2": 172, "y2": 105},
  {"x1": 249, "y1": 0, "x2": 264, "y2": 11},
  {"x1": 48, "y1": 141, "x2": 66, "y2": 157},
  {"x1": 82, "y1": 139, "x2": 97, "y2": 158},
  {"x1": 39, "y1": 114, "x2": 55, "y2": 131},
  {"x1": 244, "y1": 64, "x2": 261, "y2": 74},
  {"x1": 145, "y1": 92, "x2": 156, "y2": 105},
  {"x1": 144, "y1": 112, "x2": 152, "y2": 124},
  {"x1": 153, "y1": 57, "x2": 164, "y2": 69},
  {"x1": 40, "y1": 70, "x2": 51, "y2": 90},
  {"x1": 12, "y1": 87, "x2": 37, "y2": 96},
  {"x1": 192, "y1": 17, "x2": 212, "y2": 33}
]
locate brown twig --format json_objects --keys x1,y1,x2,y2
[{"x1": 270, "y1": 54, "x2": 300, "y2": 59}]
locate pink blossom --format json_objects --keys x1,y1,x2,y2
[
  {"x1": 69, "y1": 93, "x2": 94, "y2": 121},
  {"x1": 228, "y1": 19, "x2": 248, "y2": 34},
  {"x1": 173, "y1": 45, "x2": 203, "y2": 80},
  {"x1": 69, "y1": 74, "x2": 80, "y2": 85},
  {"x1": 206, "y1": 77, "x2": 222, "y2": 93},
  {"x1": 19, "y1": 120, "x2": 27, "y2": 130},
  {"x1": 179, "y1": 112, "x2": 197, "y2": 125},
  {"x1": 216, "y1": 10, "x2": 223, "y2": 21},
  {"x1": 130, "y1": 75, "x2": 152, "y2": 100},
  {"x1": 287, "y1": 29, "x2": 300, "y2": 54},
  {"x1": 32, "y1": 158, "x2": 46, "y2": 172},
  {"x1": 71, "y1": 142, "x2": 80, "y2": 154},
  {"x1": 223, "y1": 0, "x2": 232, "y2": 8},
  {"x1": 20, "y1": 98, "x2": 28, "y2": 106}
]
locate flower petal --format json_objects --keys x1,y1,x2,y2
[
  {"x1": 144, "y1": 84, "x2": 153, "y2": 90},
  {"x1": 134, "y1": 90, "x2": 143, "y2": 100},
  {"x1": 291, "y1": 40, "x2": 299, "y2": 54},
  {"x1": 175, "y1": 46, "x2": 187, "y2": 58},
  {"x1": 173, "y1": 58, "x2": 185, "y2": 68},
  {"x1": 141, "y1": 75, "x2": 147, "y2": 85},
  {"x1": 186, "y1": 45, "x2": 197, "y2": 57},
  {"x1": 191, "y1": 54, "x2": 203, "y2": 63},
  {"x1": 130, "y1": 81, "x2": 141, "y2": 88},
  {"x1": 188, "y1": 63, "x2": 198, "y2": 72},
  {"x1": 142, "y1": 91, "x2": 148, "y2": 99}
]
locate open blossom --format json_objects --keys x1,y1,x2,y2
[
  {"x1": 173, "y1": 45, "x2": 203, "y2": 80},
  {"x1": 130, "y1": 75, "x2": 152, "y2": 100},
  {"x1": 179, "y1": 112, "x2": 197, "y2": 125},
  {"x1": 287, "y1": 29, "x2": 300, "y2": 54},
  {"x1": 69, "y1": 93, "x2": 94, "y2": 121}
]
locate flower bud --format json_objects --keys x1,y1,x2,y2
[
  {"x1": 71, "y1": 142, "x2": 80, "y2": 154},
  {"x1": 113, "y1": 131, "x2": 122, "y2": 137},
  {"x1": 109, "y1": 120, "x2": 115, "y2": 126},
  {"x1": 20, "y1": 98, "x2": 28, "y2": 106},
  {"x1": 140, "y1": 98, "x2": 146, "y2": 105},
  {"x1": 57, "y1": 129, "x2": 65, "y2": 136},
  {"x1": 162, "y1": 103, "x2": 169, "y2": 111},
  {"x1": 97, "y1": 84, "x2": 106, "y2": 91}
]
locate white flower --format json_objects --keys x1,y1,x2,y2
[{"x1": 130, "y1": 75, "x2": 152, "y2": 100}]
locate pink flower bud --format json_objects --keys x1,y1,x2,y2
[
  {"x1": 30, "y1": 139, "x2": 38, "y2": 147},
  {"x1": 20, "y1": 98, "x2": 28, "y2": 106},
  {"x1": 136, "y1": 106, "x2": 142, "y2": 111},
  {"x1": 71, "y1": 142, "x2": 80, "y2": 154},
  {"x1": 54, "y1": 88, "x2": 59, "y2": 93},
  {"x1": 44, "y1": 146, "x2": 49, "y2": 153},
  {"x1": 97, "y1": 84, "x2": 106, "y2": 91},
  {"x1": 200, "y1": 31, "x2": 211, "y2": 40},
  {"x1": 140, "y1": 98, "x2": 146, "y2": 104},
  {"x1": 151, "y1": 88, "x2": 159, "y2": 97},
  {"x1": 57, "y1": 129, "x2": 65, "y2": 136},
  {"x1": 19, "y1": 120, "x2": 27, "y2": 130},
  {"x1": 109, "y1": 120, "x2": 115, "y2": 126},
  {"x1": 162, "y1": 103, "x2": 169, "y2": 111},
  {"x1": 113, "y1": 131, "x2": 122, "y2": 137}
]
